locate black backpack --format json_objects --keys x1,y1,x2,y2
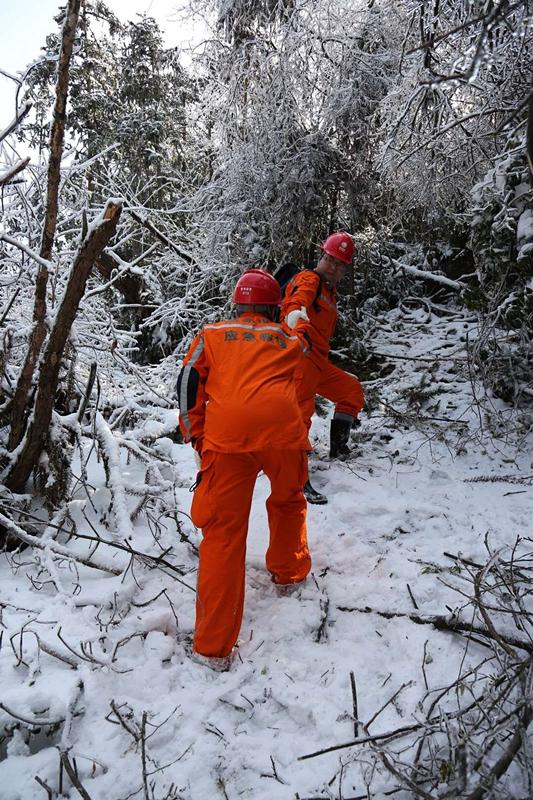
[{"x1": 273, "y1": 262, "x2": 301, "y2": 299}]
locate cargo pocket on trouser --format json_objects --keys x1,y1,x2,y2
[{"x1": 190, "y1": 451, "x2": 215, "y2": 529}]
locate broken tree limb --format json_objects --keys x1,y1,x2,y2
[
  {"x1": 350, "y1": 671, "x2": 359, "y2": 738},
  {"x1": 5, "y1": 201, "x2": 122, "y2": 498},
  {"x1": 299, "y1": 664, "x2": 532, "y2": 763},
  {"x1": 0, "y1": 503, "x2": 194, "y2": 588},
  {"x1": 0, "y1": 512, "x2": 122, "y2": 575},
  {"x1": 299, "y1": 721, "x2": 425, "y2": 761},
  {"x1": 0, "y1": 101, "x2": 32, "y2": 143},
  {"x1": 77, "y1": 362, "x2": 97, "y2": 422},
  {"x1": 0, "y1": 288, "x2": 21, "y2": 327},
  {"x1": 128, "y1": 208, "x2": 193, "y2": 264},
  {"x1": 336, "y1": 605, "x2": 533, "y2": 654},
  {"x1": 390, "y1": 257, "x2": 465, "y2": 292},
  {"x1": 464, "y1": 704, "x2": 533, "y2": 800},
  {"x1": 0, "y1": 157, "x2": 30, "y2": 187},
  {"x1": 60, "y1": 751, "x2": 94, "y2": 800},
  {"x1": 92, "y1": 410, "x2": 135, "y2": 540}
]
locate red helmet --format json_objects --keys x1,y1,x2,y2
[
  {"x1": 232, "y1": 269, "x2": 281, "y2": 305},
  {"x1": 321, "y1": 231, "x2": 355, "y2": 264}
]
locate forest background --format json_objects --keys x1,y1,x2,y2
[{"x1": 0, "y1": 1, "x2": 532, "y2": 798}]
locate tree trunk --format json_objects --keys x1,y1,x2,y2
[
  {"x1": 9, "y1": 0, "x2": 81, "y2": 451},
  {"x1": 527, "y1": 97, "x2": 533, "y2": 189}
]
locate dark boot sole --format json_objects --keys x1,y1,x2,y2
[{"x1": 304, "y1": 484, "x2": 328, "y2": 505}]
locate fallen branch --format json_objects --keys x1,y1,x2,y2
[
  {"x1": 350, "y1": 671, "x2": 359, "y2": 738},
  {"x1": 0, "y1": 232, "x2": 54, "y2": 271},
  {"x1": 93, "y1": 411, "x2": 135, "y2": 541},
  {"x1": 0, "y1": 511, "x2": 122, "y2": 575},
  {"x1": 299, "y1": 721, "x2": 425, "y2": 760},
  {"x1": 94, "y1": 250, "x2": 154, "y2": 316},
  {"x1": 77, "y1": 362, "x2": 97, "y2": 422},
  {"x1": 391, "y1": 258, "x2": 465, "y2": 291},
  {"x1": 0, "y1": 701, "x2": 65, "y2": 727},
  {"x1": 336, "y1": 605, "x2": 533, "y2": 654},
  {"x1": 0, "y1": 504, "x2": 195, "y2": 589},
  {"x1": 0, "y1": 287, "x2": 21, "y2": 326},
  {"x1": 299, "y1": 666, "x2": 532, "y2": 763},
  {"x1": 464, "y1": 704, "x2": 533, "y2": 800}
]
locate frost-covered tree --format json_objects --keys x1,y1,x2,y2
[
  {"x1": 0, "y1": 1, "x2": 187, "y2": 549},
  {"x1": 158, "y1": 0, "x2": 401, "y2": 331},
  {"x1": 377, "y1": 0, "x2": 531, "y2": 240},
  {"x1": 468, "y1": 136, "x2": 533, "y2": 403},
  {"x1": 23, "y1": 3, "x2": 194, "y2": 206}
]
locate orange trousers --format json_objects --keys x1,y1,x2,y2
[
  {"x1": 190, "y1": 449, "x2": 310, "y2": 658},
  {"x1": 297, "y1": 354, "x2": 364, "y2": 431}
]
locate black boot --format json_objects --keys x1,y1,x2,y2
[
  {"x1": 330, "y1": 417, "x2": 352, "y2": 458},
  {"x1": 303, "y1": 479, "x2": 328, "y2": 505}
]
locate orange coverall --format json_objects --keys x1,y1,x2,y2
[
  {"x1": 280, "y1": 271, "x2": 364, "y2": 430},
  {"x1": 178, "y1": 313, "x2": 312, "y2": 658}
]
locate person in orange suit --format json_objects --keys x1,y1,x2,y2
[
  {"x1": 177, "y1": 269, "x2": 312, "y2": 670},
  {"x1": 280, "y1": 232, "x2": 365, "y2": 505}
]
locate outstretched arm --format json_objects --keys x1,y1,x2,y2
[{"x1": 280, "y1": 271, "x2": 321, "y2": 322}]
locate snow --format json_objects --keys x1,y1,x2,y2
[
  {"x1": 1, "y1": 307, "x2": 532, "y2": 799},
  {"x1": 517, "y1": 208, "x2": 533, "y2": 243}
]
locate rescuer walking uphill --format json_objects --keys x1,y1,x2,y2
[
  {"x1": 177, "y1": 270, "x2": 312, "y2": 670},
  {"x1": 280, "y1": 232, "x2": 365, "y2": 505}
]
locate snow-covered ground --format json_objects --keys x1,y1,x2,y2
[{"x1": 1, "y1": 306, "x2": 531, "y2": 799}]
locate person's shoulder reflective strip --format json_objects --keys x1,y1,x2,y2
[
  {"x1": 204, "y1": 322, "x2": 300, "y2": 341},
  {"x1": 180, "y1": 334, "x2": 205, "y2": 440}
]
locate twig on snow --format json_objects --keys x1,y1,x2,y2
[
  {"x1": 59, "y1": 750, "x2": 94, "y2": 800},
  {"x1": 407, "y1": 583, "x2": 419, "y2": 609},
  {"x1": 0, "y1": 701, "x2": 65, "y2": 728},
  {"x1": 350, "y1": 671, "x2": 359, "y2": 738},
  {"x1": 315, "y1": 594, "x2": 330, "y2": 643}
]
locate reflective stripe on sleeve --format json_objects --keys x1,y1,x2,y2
[{"x1": 180, "y1": 335, "x2": 205, "y2": 440}]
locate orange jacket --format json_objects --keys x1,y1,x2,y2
[
  {"x1": 280, "y1": 271, "x2": 337, "y2": 358},
  {"x1": 178, "y1": 313, "x2": 311, "y2": 453}
]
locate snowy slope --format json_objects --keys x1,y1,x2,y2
[{"x1": 1, "y1": 305, "x2": 532, "y2": 800}]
